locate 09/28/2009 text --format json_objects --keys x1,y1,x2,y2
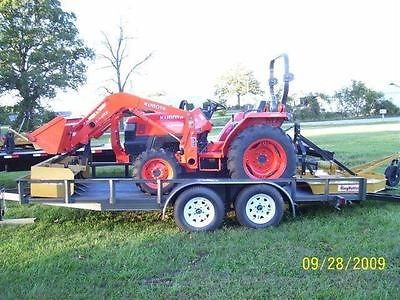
[{"x1": 302, "y1": 256, "x2": 386, "y2": 271}]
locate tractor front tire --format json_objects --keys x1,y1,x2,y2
[
  {"x1": 133, "y1": 149, "x2": 181, "y2": 195},
  {"x1": 227, "y1": 125, "x2": 296, "y2": 179}
]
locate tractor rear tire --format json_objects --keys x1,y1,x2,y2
[
  {"x1": 133, "y1": 149, "x2": 181, "y2": 195},
  {"x1": 227, "y1": 125, "x2": 296, "y2": 179}
]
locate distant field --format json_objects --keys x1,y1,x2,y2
[{"x1": 0, "y1": 123, "x2": 399, "y2": 299}]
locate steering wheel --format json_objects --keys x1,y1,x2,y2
[
  {"x1": 179, "y1": 100, "x2": 189, "y2": 110},
  {"x1": 202, "y1": 99, "x2": 226, "y2": 120},
  {"x1": 207, "y1": 99, "x2": 226, "y2": 111}
]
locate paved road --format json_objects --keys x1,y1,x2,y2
[
  {"x1": 211, "y1": 116, "x2": 400, "y2": 138},
  {"x1": 298, "y1": 116, "x2": 400, "y2": 127},
  {"x1": 291, "y1": 117, "x2": 400, "y2": 136},
  {"x1": 300, "y1": 122, "x2": 400, "y2": 137}
]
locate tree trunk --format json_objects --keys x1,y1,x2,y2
[
  {"x1": 117, "y1": 68, "x2": 123, "y2": 92},
  {"x1": 14, "y1": 97, "x2": 37, "y2": 131},
  {"x1": 237, "y1": 93, "x2": 241, "y2": 108}
]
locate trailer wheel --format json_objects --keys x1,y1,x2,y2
[
  {"x1": 133, "y1": 149, "x2": 180, "y2": 194},
  {"x1": 235, "y1": 185, "x2": 284, "y2": 228},
  {"x1": 174, "y1": 186, "x2": 225, "y2": 232},
  {"x1": 227, "y1": 125, "x2": 296, "y2": 180}
]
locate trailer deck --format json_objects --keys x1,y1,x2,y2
[{"x1": 56, "y1": 181, "x2": 159, "y2": 211}]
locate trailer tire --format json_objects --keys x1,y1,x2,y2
[
  {"x1": 235, "y1": 185, "x2": 284, "y2": 228},
  {"x1": 227, "y1": 125, "x2": 296, "y2": 180},
  {"x1": 133, "y1": 149, "x2": 180, "y2": 195},
  {"x1": 174, "y1": 186, "x2": 225, "y2": 232}
]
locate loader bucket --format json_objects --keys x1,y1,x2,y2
[{"x1": 27, "y1": 116, "x2": 75, "y2": 154}]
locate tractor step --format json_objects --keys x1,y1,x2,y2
[{"x1": 198, "y1": 152, "x2": 223, "y2": 159}]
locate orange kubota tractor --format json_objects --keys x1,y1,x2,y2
[{"x1": 28, "y1": 54, "x2": 296, "y2": 194}]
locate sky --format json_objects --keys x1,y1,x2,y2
[{"x1": 4, "y1": 0, "x2": 400, "y2": 113}]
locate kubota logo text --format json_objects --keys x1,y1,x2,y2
[
  {"x1": 160, "y1": 115, "x2": 184, "y2": 120},
  {"x1": 144, "y1": 102, "x2": 166, "y2": 111}
]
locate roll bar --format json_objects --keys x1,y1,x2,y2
[{"x1": 269, "y1": 53, "x2": 294, "y2": 111}]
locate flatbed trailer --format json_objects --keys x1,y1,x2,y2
[
  {"x1": 0, "y1": 146, "x2": 117, "y2": 172},
  {"x1": 4, "y1": 174, "x2": 397, "y2": 231}
]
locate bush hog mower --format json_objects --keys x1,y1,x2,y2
[
  {"x1": 5, "y1": 54, "x2": 398, "y2": 232},
  {"x1": 27, "y1": 55, "x2": 297, "y2": 195}
]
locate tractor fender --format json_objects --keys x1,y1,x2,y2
[
  {"x1": 220, "y1": 114, "x2": 287, "y2": 156},
  {"x1": 162, "y1": 179, "x2": 296, "y2": 219}
]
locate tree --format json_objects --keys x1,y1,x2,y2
[
  {"x1": 214, "y1": 66, "x2": 263, "y2": 108},
  {"x1": 293, "y1": 93, "x2": 321, "y2": 120},
  {"x1": 334, "y1": 80, "x2": 384, "y2": 118},
  {"x1": 0, "y1": 0, "x2": 94, "y2": 130},
  {"x1": 100, "y1": 26, "x2": 152, "y2": 93}
]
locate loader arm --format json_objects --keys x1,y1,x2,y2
[
  {"x1": 69, "y1": 93, "x2": 187, "y2": 148},
  {"x1": 28, "y1": 93, "x2": 192, "y2": 162}
]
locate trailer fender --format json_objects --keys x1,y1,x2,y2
[{"x1": 162, "y1": 180, "x2": 296, "y2": 219}]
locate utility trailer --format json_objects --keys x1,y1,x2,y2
[
  {"x1": 2, "y1": 175, "x2": 384, "y2": 231},
  {"x1": 2, "y1": 121, "x2": 399, "y2": 231},
  {"x1": 2, "y1": 129, "x2": 399, "y2": 231}
]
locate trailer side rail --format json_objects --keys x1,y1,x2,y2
[{"x1": 10, "y1": 176, "x2": 368, "y2": 210}]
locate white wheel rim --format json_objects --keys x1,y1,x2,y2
[
  {"x1": 183, "y1": 197, "x2": 215, "y2": 228},
  {"x1": 245, "y1": 193, "x2": 276, "y2": 224}
]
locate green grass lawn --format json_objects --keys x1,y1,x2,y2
[
  {"x1": 1, "y1": 128, "x2": 400, "y2": 298},
  {"x1": 309, "y1": 131, "x2": 399, "y2": 167},
  {"x1": 0, "y1": 171, "x2": 26, "y2": 189}
]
